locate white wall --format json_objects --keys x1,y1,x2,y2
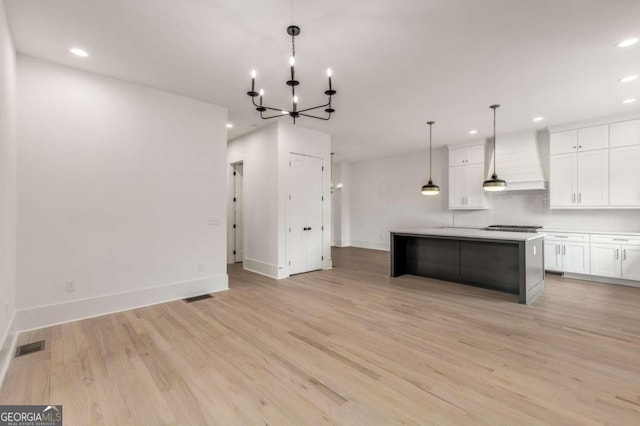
[
  {"x1": 342, "y1": 129, "x2": 640, "y2": 251},
  {"x1": 227, "y1": 123, "x2": 279, "y2": 276},
  {"x1": 347, "y1": 148, "x2": 450, "y2": 250},
  {"x1": 332, "y1": 162, "x2": 350, "y2": 247},
  {"x1": 15, "y1": 56, "x2": 229, "y2": 330},
  {"x1": 227, "y1": 122, "x2": 332, "y2": 278},
  {"x1": 0, "y1": 1, "x2": 18, "y2": 384}
]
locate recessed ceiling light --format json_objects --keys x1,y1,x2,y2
[
  {"x1": 620, "y1": 75, "x2": 638, "y2": 83},
  {"x1": 226, "y1": 123, "x2": 233, "y2": 128},
  {"x1": 533, "y1": 116, "x2": 544, "y2": 122},
  {"x1": 617, "y1": 38, "x2": 639, "y2": 48},
  {"x1": 469, "y1": 129, "x2": 478, "y2": 135},
  {"x1": 69, "y1": 47, "x2": 89, "y2": 57},
  {"x1": 622, "y1": 98, "x2": 637, "y2": 104}
]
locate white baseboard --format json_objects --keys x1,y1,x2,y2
[
  {"x1": 243, "y1": 258, "x2": 283, "y2": 279},
  {"x1": 348, "y1": 240, "x2": 390, "y2": 251},
  {"x1": 562, "y1": 272, "x2": 640, "y2": 288},
  {"x1": 15, "y1": 274, "x2": 229, "y2": 332},
  {"x1": 0, "y1": 311, "x2": 18, "y2": 388}
]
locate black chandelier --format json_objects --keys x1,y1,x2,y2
[{"x1": 247, "y1": 25, "x2": 336, "y2": 124}]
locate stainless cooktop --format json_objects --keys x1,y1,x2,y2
[{"x1": 484, "y1": 225, "x2": 543, "y2": 233}]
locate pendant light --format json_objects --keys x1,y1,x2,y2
[
  {"x1": 421, "y1": 121, "x2": 440, "y2": 195},
  {"x1": 483, "y1": 104, "x2": 507, "y2": 192}
]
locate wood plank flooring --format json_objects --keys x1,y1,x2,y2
[{"x1": 2, "y1": 246, "x2": 640, "y2": 424}]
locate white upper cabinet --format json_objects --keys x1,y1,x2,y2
[
  {"x1": 576, "y1": 150, "x2": 609, "y2": 206},
  {"x1": 610, "y1": 120, "x2": 640, "y2": 148},
  {"x1": 577, "y1": 125, "x2": 609, "y2": 151},
  {"x1": 610, "y1": 145, "x2": 640, "y2": 206},
  {"x1": 449, "y1": 144, "x2": 484, "y2": 166},
  {"x1": 447, "y1": 141, "x2": 487, "y2": 210},
  {"x1": 549, "y1": 153, "x2": 577, "y2": 207},
  {"x1": 550, "y1": 130, "x2": 577, "y2": 155},
  {"x1": 549, "y1": 118, "x2": 640, "y2": 209}
]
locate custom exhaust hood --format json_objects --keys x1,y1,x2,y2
[{"x1": 487, "y1": 130, "x2": 546, "y2": 191}]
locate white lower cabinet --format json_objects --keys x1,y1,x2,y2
[
  {"x1": 590, "y1": 243, "x2": 621, "y2": 278},
  {"x1": 621, "y1": 245, "x2": 640, "y2": 281},
  {"x1": 563, "y1": 242, "x2": 590, "y2": 274},
  {"x1": 589, "y1": 235, "x2": 640, "y2": 281},
  {"x1": 546, "y1": 232, "x2": 640, "y2": 284},
  {"x1": 544, "y1": 233, "x2": 590, "y2": 274}
]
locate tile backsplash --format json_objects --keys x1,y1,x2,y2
[{"x1": 452, "y1": 190, "x2": 640, "y2": 232}]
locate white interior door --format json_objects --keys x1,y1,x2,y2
[
  {"x1": 233, "y1": 164, "x2": 244, "y2": 263},
  {"x1": 287, "y1": 153, "x2": 324, "y2": 275}
]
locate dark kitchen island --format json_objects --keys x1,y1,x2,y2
[{"x1": 390, "y1": 228, "x2": 546, "y2": 304}]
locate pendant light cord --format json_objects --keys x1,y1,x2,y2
[
  {"x1": 429, "y1": 122, "x2": 433, "y2": 181},
  {"x1": 490, "y1": 104, "x2": 500, "y2": 177}
]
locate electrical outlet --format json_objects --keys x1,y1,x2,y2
[
  {"x1": 65, "y1": 279, "x2": 76, "y2": 292},
  {"x1": 209, "y1": 216, "x2": 220, "y2": 226},
  {"x1": 198, "y1": 262, "x2": 205, "y2": 272}
]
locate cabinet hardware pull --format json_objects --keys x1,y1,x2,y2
[
  {"x1": 578, "y1": 193, "x2": 582, "y2": 203},
  {"x1": 557, "y1": 245, "x2": 560, "y2": 255},
  {"x1": 616, "y1": 249, "x2": 619, "y2": 260},
  {"x1": 563, "y1": 245, "x2": 566, "y2": 255},
  {"x1": 572, "y1": 193, "x2": 576, "y2": 203},
  {"x1": 613, "y1": 238, "x2": 628, "y2": 241},
  {"x1": 623, "y1": 249, "x2": 627, "y2": 261}
]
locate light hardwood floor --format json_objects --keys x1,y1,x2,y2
[{"x1": 2, "y1": 247, "x2": 640, "y2": 425}]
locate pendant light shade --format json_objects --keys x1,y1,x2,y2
[
  {"x1": 483, "y1": 104, "x2": 507, "y2": 192},
  {"x1": 421, "y1": 121, "x2": 440, "y2": 195}
]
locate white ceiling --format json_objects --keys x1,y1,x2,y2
[{"x1": 5, "y1": 0, "x2": 640, "y2": 162}]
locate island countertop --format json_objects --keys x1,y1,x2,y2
[{"x1": 391, "y1": 227, "x2": 545, "y2": 242}]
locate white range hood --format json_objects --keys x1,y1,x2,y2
[{"x1": 487, "y1": 130, "x2": 546, "y2": 191}]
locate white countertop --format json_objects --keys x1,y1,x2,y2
[
  {"x1": 391, "y1": 227, "x2": 545, "y2": 242},
  {"x1": 543, "y1": 228, "x2": 640, "y2": 237}
]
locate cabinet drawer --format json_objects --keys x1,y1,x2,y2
[
  {"x1": 544, "y1": 232, "x2": 589, "y2": 242},
  {"x1": 591, "y1": 234, "x2": 640, "y2": 246}
]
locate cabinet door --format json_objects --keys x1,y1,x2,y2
[
  {"x1": 577, "y1": 149, "x2": 609, "y2": 206},
  {"x1": 610, "y1": 146, "x2": 640, "y2": 206},
  {"x1": 578, "y1": 125, "x2": 609, "y2": 151},
  {"x1": 449, "y1": 166, "x2": 465, "y2": 209},
  {"x1": 465, "y1": 144, "x2": 485, "y2": 165},
  {"x1": 610, "y1": 120, "x2": 640, "y2": 148},
  {"x1": 544, "y1": 242, "x2": 562, "y2": 271},
  {"x1": 590, "y1": 243, "x2": 621, "y2": 278},
  {"x1": 550, "y1": 153, "x2": 577, "y2": 207},
  {"x1": 621, "y1": 245, "x2": 640, "y2": 281},
  {"x1": 464, "y1": 164, "x2": 486, "y2": 208},
  {"x1": 550, "y1": 130, "x2": 578, "y2": 155},
  {"x1": 449, "y1": 148, "x2": 467, "y2": 167},
  {"x1": 563, "y1": 242, "x2": 590, "y2": 274}
]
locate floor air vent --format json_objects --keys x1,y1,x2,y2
[
  {"x1": 15, "y1": 340, "x2": 45, "y2": 357},
  {"x1": 183, "y1": 294, "x2": 213, "y2": 303}
]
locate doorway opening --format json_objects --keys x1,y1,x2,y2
[{"x1": 231, "y1": 162, "x2": 243, "y2": 263}]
